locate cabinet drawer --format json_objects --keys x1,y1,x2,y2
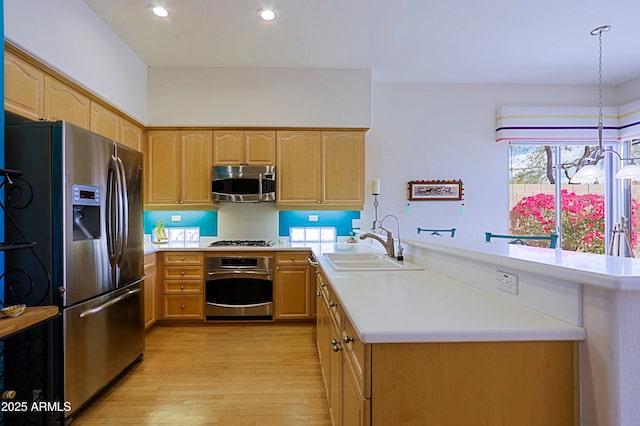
[
  {"x1": 324, "y1": 285, "x2": 341, "y2": 327},
  {"x1": 276, "y1": 251, "x2": 312, "y2": 265},
  {"x1": 163, "y1": 265, "x2": 203, "y2": 280},
  {"x1": 144, "y1": 253, "x2": 156, "y2": 270},
  {"x1": 163, "y1": 295, "x2": 203, "y2": 319},
  {"x1": 163, "y1": 279, "x2": 202, "y2": 295},
  {"x1": 163, "y1": 252, "x2": 203, "y2": 265},
  {"x1": 343, "y1": 316, "x2": 371, "y2": 398}
]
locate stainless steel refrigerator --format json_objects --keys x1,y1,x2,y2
[{"x1": 5, "y1": 115, "x2": 144, "y2": 421}]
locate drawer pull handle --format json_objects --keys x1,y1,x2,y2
[
  {"x1": 180, "y1": 257, "x2": 185, "y2": 260},
  {"x1": 331, "y1": 340, "x2": 343, "y2": 352},
  {"x1": 180, "y1": 304, "x2": 185, "y2": 309},
  {"x1": 321, "y1": 282, "x2": 327, "y2": 287},
  {"x1": 316, "y1": 291, "x2": 322, "y2": 297},
  {"x1": 180, "y1": 271, "x2": 185, "y2": 275},
  {"x1": 329, "y1": 301, "x2": 337, "y2": 308},
  {"x1": 180, "y1": 285, "x2": 185, "y2": 290},
  {"x1": 343, "y1": 336, "x2": 354, "y2": 344}
]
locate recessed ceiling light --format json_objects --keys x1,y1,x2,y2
[
  {"x1": 151, "y1": 6, "x2": 169, "y2": 18},
  {"x1": 258, "y1": 9, "x2": 276, "y2": 21}
]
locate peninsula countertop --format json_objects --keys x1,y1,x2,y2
[{"x1": 145, "y1": 240, "x2": 586, "y2": 344}]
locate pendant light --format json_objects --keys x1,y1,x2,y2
[{"x1": 571, "y1": 25, "x2": 611, "y2": 184}]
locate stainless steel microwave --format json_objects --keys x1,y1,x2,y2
[{"x1": 211, "y1": 165, "x2": 276, "y2": 202}]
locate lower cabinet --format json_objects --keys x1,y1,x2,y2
[
  {"x1": 316, "y1": 273, "x2": 576, "y2": 426},
  {"x1": 274, "y1": 251, "x2": 312, "y2": 320},
  {"x1": 161, "y1": 251, "x2": 204, "y2": 321},
  {"x1": 143, "y1": 254, "x2": 158, "y2": 329}
]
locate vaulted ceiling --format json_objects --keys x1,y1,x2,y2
[{"x1": 84, "y1": 0, "x2": 640, "y2": 85}]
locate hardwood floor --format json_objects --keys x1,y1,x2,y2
[{"x1": 71, "y1": 324, "x2": 331, "y2": 425}]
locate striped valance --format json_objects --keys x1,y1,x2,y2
[
  {"x1": 496, "y1": 106, "x2": 620, "y2": 142},
  {"x1": 618, "y1": 99, "x2": 640, "y2": 140},
  {"x1": 496, "y1": 100, "x2": 640, "y2": 142}
]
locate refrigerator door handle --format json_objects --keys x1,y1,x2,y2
[
  {"x1": 106, "y1": 157, "x2": 119, "y2": 267},
  {"x1": 116, "y1": 155, "x2": 129, "y2": 266},
  {"x1": 79, "y1": 287, "x2": 141, "y2": 318}
]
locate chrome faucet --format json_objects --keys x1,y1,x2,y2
[
  {"x1": 359, "y1": 229, "x2": 395, "y2": 258},
  {"x1": 359, "y1": 214, "x2": 404, "y2": 260}
]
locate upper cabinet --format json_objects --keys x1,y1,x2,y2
[
  {"x1": 145, "y1": 130, "x2": 214, "y2": 209},
  {"x1": 5, "y1": 45, "x2": 144, "y2": 152},
  {"x1": 277, "y1": 131, "x2": 323, "y2": 206},
  {"x1": 4, "y1": 51, "x2": 45, "y2": 120},
  {"x1": 213, "y1": 130, "x2": 276, "y2": 166},
  {"x1": 43, "y1": 76, "x2": 91, "y2": 129},
  {"x1": 277, "y1": 130, "x2": 365, "y2": 210},
  {"x1": 119, "y1": 118, "x2": 144, "y2": 152},
  {"x1": 90, "y1": 101, "x2": 119, "y2": 141},
  {"x1": 322, "y1": 131, "x2": 365, "y2": 206}
]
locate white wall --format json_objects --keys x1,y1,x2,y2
[
  {"x1": 147, "y1": 67, "x2": 371, "y2": 127},
  {"x1": 618, "y1": 75, "x2": 640, "y2": 104},
  {"x1": 362, "y1": 83, "x2": 619, "y2": 244},
  {"x1": 4, "y1": 0, "x2": 148, "y2": 123}
]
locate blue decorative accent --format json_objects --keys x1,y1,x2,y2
[
  {"x1": 278, "y1": 211, "x2": 360, "y2": 236},
  {"x1": 144, "y1": 211, "x2": 218, "y2": 236},
  {"x1": 485, "y1": 232, "x2": 558, "y2": 249}
]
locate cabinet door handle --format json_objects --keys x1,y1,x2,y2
[
  {"x1": 343, "y1": 336, "x2": 354, "y2": 344},
  {"x1": 180, "y1": 285, "x2": 185, "y2": 290},
  {"x1": 180, "y1": 257, "x2": 186, "y2": 261},
  {"x1": 180, "y1": 304, "x2": 185, "y2": 310},
  {"x1": 329, "y1": 301, "x2": 337, "y2": 308},
  {"x1": 180, "y1": 271, "x2": 185, "y2": 275},
  {"x1": 316, "y1": 291, "x2": 322, "y2": 297}
]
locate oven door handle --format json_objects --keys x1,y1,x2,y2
[
  {"x1": 207, "y1": 270, "x2": 272, "y2": 277},
  {"x1": 206, "y1": 301, "x2": 272, "y2": 309}
]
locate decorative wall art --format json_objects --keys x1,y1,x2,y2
[{"x1": 408, "y1": 180, "x2": 463, "y2": 201}]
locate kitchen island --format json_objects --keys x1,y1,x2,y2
[
  {"x1": 144, "y1": 236, "x2": 640, "y2": 425},
  {"x1": 146, "y1": 239, "x2": 586, "y2": 425}
]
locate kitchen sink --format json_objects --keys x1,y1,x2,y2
[{"x1": 323, "y1": 252, "x2": 423, "y2": 271}]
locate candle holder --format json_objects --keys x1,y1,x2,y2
[{"x1": 372, "y1": 194, "x2": 381, "y2": 230}]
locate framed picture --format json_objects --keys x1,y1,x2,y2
[{"x1": 408, "y1": 180, "x2": 462, "y2": 201}]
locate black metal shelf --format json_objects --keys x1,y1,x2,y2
[{"x1": 0, "y1": 242, "x2": 37, "y2": 251}]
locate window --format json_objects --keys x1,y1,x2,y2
[
  {"x1": 289, "y1": 227, "x2": 336, "y2": 243},
  {"x1": 509, "y1": 143, "x2": 611, "y2": 254}
]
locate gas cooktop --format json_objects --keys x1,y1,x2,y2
[{"x1": 208, "y1": 240, "x2": 273, "y2": 247}]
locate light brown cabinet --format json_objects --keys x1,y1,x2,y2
[
  {"x1": 315, "y1": 273, "x2": 577, "y2": 426},
  {"x1": 119, "y1": 117, "x2": 144, "y2": 151},
  {"x1": 213, "y1": 130, "x2": 276, "y2": 165},
  {"x1": 274, "y1": 251, "x2": 312, "y2": 320},
  {"x1": 4, "y1": 50, "x2": 45, "y2": 120},
  {"x1": 90, "y1": 100, "x2": 119, "y2": 140},
  {"x1": 43, "y1": 75, "x2": 91, "y2": 128},
  {"x1": 161, "y1": 252, "x2": 204, "y2": 320},
  {"x1": 143, "y1": 254, "x2": 158, "y2": 329},
  {"x1": 276, "y1": 130, "x2": 365, "y2": 209},
  {"x1": 145, "y1": 130, "x2": 213, "y2": 209}
]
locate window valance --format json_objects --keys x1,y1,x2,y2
[{"x1": 496, "y1": 101, "x2": 640, "y2": 142}]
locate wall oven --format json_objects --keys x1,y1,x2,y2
[{"x1": 205, "y1": 255, "x2": 274, "y2": 320}]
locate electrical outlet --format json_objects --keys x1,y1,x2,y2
[
  {"x1": 496, "y1": 271, "x2": 518, "y2": 295},
  {"x1": 308, "y1": 215, "x2": 319, "y2": 222},
  {"x1": 171, "y1": 215, "x2": 182, "y2": 222}
]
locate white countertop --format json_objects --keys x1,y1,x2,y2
[
  {"x1": 314, "y1": 246, "x2": 586, "y2": 344},
  {"x1": 145, "y1": 239, "x2": 586, "y2": 344}
]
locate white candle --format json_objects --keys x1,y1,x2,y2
[{"x1": 372, "y1": 179, "x2": 381, "y2": 195}]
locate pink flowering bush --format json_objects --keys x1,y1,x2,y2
[{"x1": 510, "y1": 189, "x2": 639, "y2": 254}]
